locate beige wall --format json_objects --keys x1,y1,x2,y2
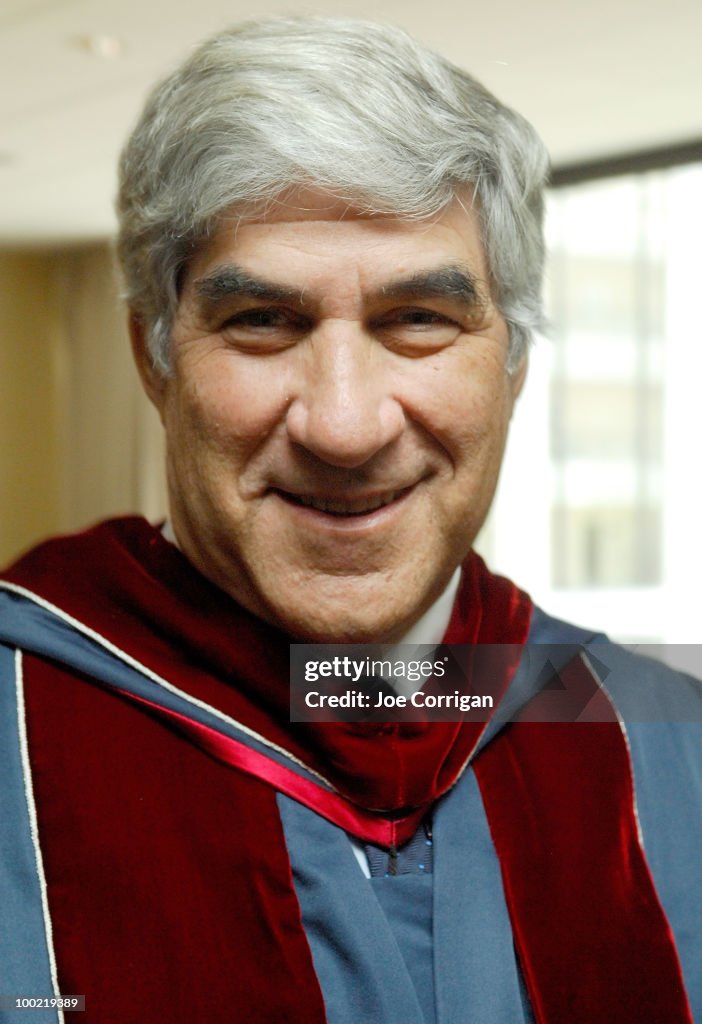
[
  {"x1": 0, "y1": 251, "x2": 63, "y2": 564},
  {"x1": 0, "y1": 245, "x2": 166, "y2": 567}
]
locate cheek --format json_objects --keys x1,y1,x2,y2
[
  {"x1": 403, "y1": 354, "x2": 513, "y2": 460},
  {"x1": 172, "y1": 358, "x2": 290, "y2": 451}
]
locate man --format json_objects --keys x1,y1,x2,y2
[{"x1": 0, "y1": 17, "x2": 700, "y2": 1024}]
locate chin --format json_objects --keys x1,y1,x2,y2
[
  {"x1": 269, "y1": 593, "x2": 421, "y2": 645},
  {"x1": 287, "y1": 620, "x2": 404, "y2": 645}
]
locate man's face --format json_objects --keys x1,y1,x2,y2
[{"x1": 137, "y1": 190, "x2": 525, "y2": 642}]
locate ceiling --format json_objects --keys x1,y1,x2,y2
[{"x1": 2, "y1": 0, "x2": 701, "y2": 244}]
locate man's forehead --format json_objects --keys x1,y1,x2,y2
[{"x1": 182, "y1": 188, "x2": 489, "y2": 301}]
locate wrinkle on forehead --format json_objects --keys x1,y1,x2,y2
[{"x1": 181, "y1": 188, "x2": 491, "y2": 318}]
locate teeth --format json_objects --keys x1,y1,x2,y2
[{"x1": 297, "y1": 491, "x2": 398, "y2": 515}]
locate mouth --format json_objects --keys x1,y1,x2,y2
[{"x1": 272, "y1": 486, "x2": 413, "y2": 518}]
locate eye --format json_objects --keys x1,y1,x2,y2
[
  {"x1": 372, "y1": 307, "x2": 463, "y2": 353},
  {"x1": 393, "y1": 309, "x2": 448, "y2": 326},
  {"x1": 220, "y1": 306, "x2": 311, "y2": 350},
  {"x1": 224, "y1": 307, "x2": 296, "y2": 329}
]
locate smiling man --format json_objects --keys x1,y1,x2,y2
[
  {"x1": 139, "y1": 192, "x2": 523, "y2": 643},
  {"x1": 1, "y1": 16, "x2": 700, "y2": 1024}
]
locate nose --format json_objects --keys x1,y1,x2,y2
[{"x1": 285, "y1": 324, "x2": 405, "y2": 468}]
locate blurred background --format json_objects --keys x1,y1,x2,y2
[{"x1": 1, "y1": 0, "x2": 701, "y2": 641}]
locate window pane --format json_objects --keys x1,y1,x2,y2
[{"x1": 546, "y1": 173, "x2": 666, "y2": 588}]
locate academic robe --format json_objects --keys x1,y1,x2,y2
[{"x1": 0, "y1": 517, "x2": 700, "y2": 1024}]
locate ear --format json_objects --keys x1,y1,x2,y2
[{"x1": 128, "y1": 311, "x2": 168, "y2": 414}]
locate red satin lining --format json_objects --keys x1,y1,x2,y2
[{"x1": 116, "y1": 686, "x2": 425, "y2": 848}]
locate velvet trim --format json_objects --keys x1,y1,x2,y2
[
  {"x1": 474, "y1": 654, "x2": 693, "y2": 1022},
  {"x1": 4, "y1": 516, "x2": 532, "y2": 821},
  {"x1": 21, "y1": 653, "x2": 328, "y2": 1024}
]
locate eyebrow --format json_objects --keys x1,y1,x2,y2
[
  {"x1": 194, "y1": 266, "x2": 304, "y2": 306},
  {"x1": 379, "y1": 266, "x2": 485, "y2": 307},
  {"x1": 193, "y1": 262, "x2": 486, "y2": 310}
]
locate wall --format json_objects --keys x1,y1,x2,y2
[
  {"x1": 0, "y1": 245, "x2": 166, "y2": 567},
  {"x1": 0, "y1": 251, "x2": 63, "y2": 564}
]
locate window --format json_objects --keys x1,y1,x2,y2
[{"x1": 479, "y1": 163, "x2": 702, "y2": 643}]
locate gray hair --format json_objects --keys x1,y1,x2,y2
[{"x1": 116, "y1": 16, "x2": 550, "y2": 374}]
